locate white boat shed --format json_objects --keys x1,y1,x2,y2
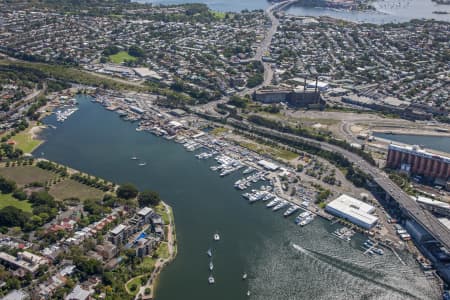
[{"x1": 325, "y1": 194, "x2": 378, "y2": 229}]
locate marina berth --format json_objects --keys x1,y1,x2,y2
[
  {"x1": 272, "y1": 200, "x2": 289, "y2": 211},
  {"x1": 55, "y1": 107, "x2": 78, "y2": 122},
  {"x1": 266, "y1": 198, "x2": 280, "y2": 208},
  {"x1": 283, "y1": 205, "x2": 300, "y2": 217}
]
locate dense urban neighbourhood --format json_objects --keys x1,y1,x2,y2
[
  {"x1": 0, "y1": 0, "x2": 448, "y2": 117},
  {"x1": 272, "y1": 16, "x2": 449, "y2": 106},
  {"x1": 0, "y1": 2, "x2": 268, "y2": 103},
  {"x1": 0, "y1": 158, "x2": 176, "y2": 300}
]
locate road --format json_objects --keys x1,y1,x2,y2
[
  {"x1": 240, "y1": 0, "x2": 293, "y2": 92},
  {"x1": 227, "y1": 118, "x2": 450, "y2": 251},
  {"x1": 193, "y1": 1, "x2": 292, "y2": 115}
]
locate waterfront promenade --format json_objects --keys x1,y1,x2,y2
[{"x1": 137, "y1": 202, "x2": 177, "y2": 300}]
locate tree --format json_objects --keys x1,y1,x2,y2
[
  {"x1": 0, "y1": 206, "x2": 29, "y2": 227},
  {"x1": 228, "y1": 95, "x2": 248, "y2": 108},
  {"x1": 12, "y1": 189, "x2": 27, "y2": 200},
  {"x1": 128, "y1": 45, "x2": 144, "y2": 58},
  {"x1": 74, "y1": 256, "x2": 102, "y2": 278},
  {"x1": 138, "y1": 190, "x2": 161, "y2": 207},
  {"x1": 0, "y1": 176, "x2": 16, "y2": 194},
  {"x1": 117, "y1": 183, "x2": 138, "y2": 199},
  {"x1": 29, "y1": 191, "x2": 56, "y2": 207},
  {"x1": 102, "y1": 45, "x2": 120, "y2": 56}
]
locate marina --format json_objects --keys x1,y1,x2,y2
[
  {"x1": 55, "y1": 107, "x2": 78, "y2": 122},
  {"x1": 332, "y1": 226, "x2": 356, "y2": 242},
  {"x1": 34, "y1": 95, "x2": 441, "y2": 300}
]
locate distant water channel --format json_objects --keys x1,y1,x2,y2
[
  {"x1": 135, "y1": 0, "x2": 450, "y2": 23},
  {"x1": 374, "y1": 133, "x2": 450, "y2": 154},
  {"x1": 35, "y1": 95, "x2": 439, "y2": 299}
]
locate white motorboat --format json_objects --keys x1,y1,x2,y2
[{"x1": 208, "y1": 275, "x2": 215, "y2": 284}]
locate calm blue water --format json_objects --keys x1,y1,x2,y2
[
  {"x1": 374, "y1": 133, "x2": 450, "y2": 154},
  {"x1": 135, "y1": 0, "x2": 450, "y2": 23},
  {"x1": 35, "y1": 95, "x2": 439, "y2": 299}
]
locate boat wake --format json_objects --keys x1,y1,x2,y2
[{"x1": 292, "y1": 244, "x2": 422, "y2": 300}]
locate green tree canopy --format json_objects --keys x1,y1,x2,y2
[
  {"x1": 117, "y1": 183, "x2": 138, "y2": 199},
  {"x1": 128, "y1": 45, "x2": 145, "y2": 58},
  {"x1": 0, "y1": 176, "x2": 16, "y2": 194},
  {"x1": 138, "y1": 190, "x2": 161, "y2": 207},
  {"x1": 0, "y1": 206, "x2": 30, "y2": 227}
]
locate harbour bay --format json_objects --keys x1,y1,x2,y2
[
  {"x1": 135, "y1": 0, "x2": 450, "y2": 23},
  {"x1": 34, "y1": 95, "x2": 439, "y2": 299}
]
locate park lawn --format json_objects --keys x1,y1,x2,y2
[
  {"x1": 126, "y1": 276, "x2": 143, "y2": 296},
  {"x1": 238, "y1": 141, "x2": 298, "y2": 161},
  {"x1": 210, "y1": 127, "x2": 229, "y2": 136},
  {"x1": 271, "y1": 148, "x2": 298, "y2": 161},
  {"x1": 140, "y1": 256, "x2": 156, "y2": 272},
  {"x1": 49, "y1": 179, "x2": 104, "y2": 201},
  {"x1": 211, "y1": 10, "x2": 226, "y2": 19},
  {"x1": 156, "y1": 243, "x2": 169, "y2": 259},
  {"x1": 0, "y1": 193, "x2": 32, "y2": 213},
  {"x1": 109, "y1": 51, "x2": 137, "y2": 64},
  {"x1": 154, "y1": 204, "x2": 170, "y2": 225},
  {"x1": 12, "y1": 130, "x2": 43, "y2": 153},
  {"x1": 0, "y1": 166, "x2": 55, "y2": 186}
]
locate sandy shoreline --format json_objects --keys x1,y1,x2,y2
[{"x1": 29, "y1": 125, "x2": 47, "y2": 140}]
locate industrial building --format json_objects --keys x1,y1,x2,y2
[
  {"x1": 415, "y1": 196, "x2": 450, "y2": 218},
  {"x1": 342, "y1": 95, "x2": 432, "y2": 120},
  {"x1": 253, "y1": 87, "x2": 324, "y2": 108},
  {"x1": 258, "y1": 159, "x2": 279, "y2": 171},
  {"x1": 133, "y1": 67, "x2": 163, "y2": 81},
  {"x1": 386, "y1": 144, "x2": 450, "y2": 188},
  {"x1": 325, "y1": 194, "x2": 379, "y2": 229}
]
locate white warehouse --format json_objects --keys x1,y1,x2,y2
[{"x1": 325, "y1": 194, "x2": 379, "y2": 229}]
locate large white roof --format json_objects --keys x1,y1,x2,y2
[{"x1": 326, "y1": 194, "x2": 378, "y2": 225}]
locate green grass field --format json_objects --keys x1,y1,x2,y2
[
  {"x1": 156, "y1": 243, "x2": 169, "y2": 259},
  {"x1": 210, "y1": 127, "x2": 229, "y2": 136},
  {"x1": 238, "y1": 141, "x2": 298, "y2": 161},
  {"x1": 0, "y1": 193, "x2": 32, "y2": 212},
  {"x1": 109, "y1": 51, "x2": 137, "y2": 64},
  {"x1": 0, "y1": 166, "x2": 55, "y2": 186},
  {"x1": 211, "y1": 10, "x2": 226, "y2": 19},
  {"x1": 12, "y1": 131, "x2": 43, "y2": 153},
  {"x1": 126, "y1": 276, "x2": 144, "y2": 296},
  {"x1": 154, "y1": 203, "x2": 170, "y2": 225},
  {"x1": 49, "y1": 179, "x2": 104, "y2": 201}
]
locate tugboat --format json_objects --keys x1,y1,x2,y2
[{"x1": 242, "y1": 273, "x2": 248, "y2": 280}]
